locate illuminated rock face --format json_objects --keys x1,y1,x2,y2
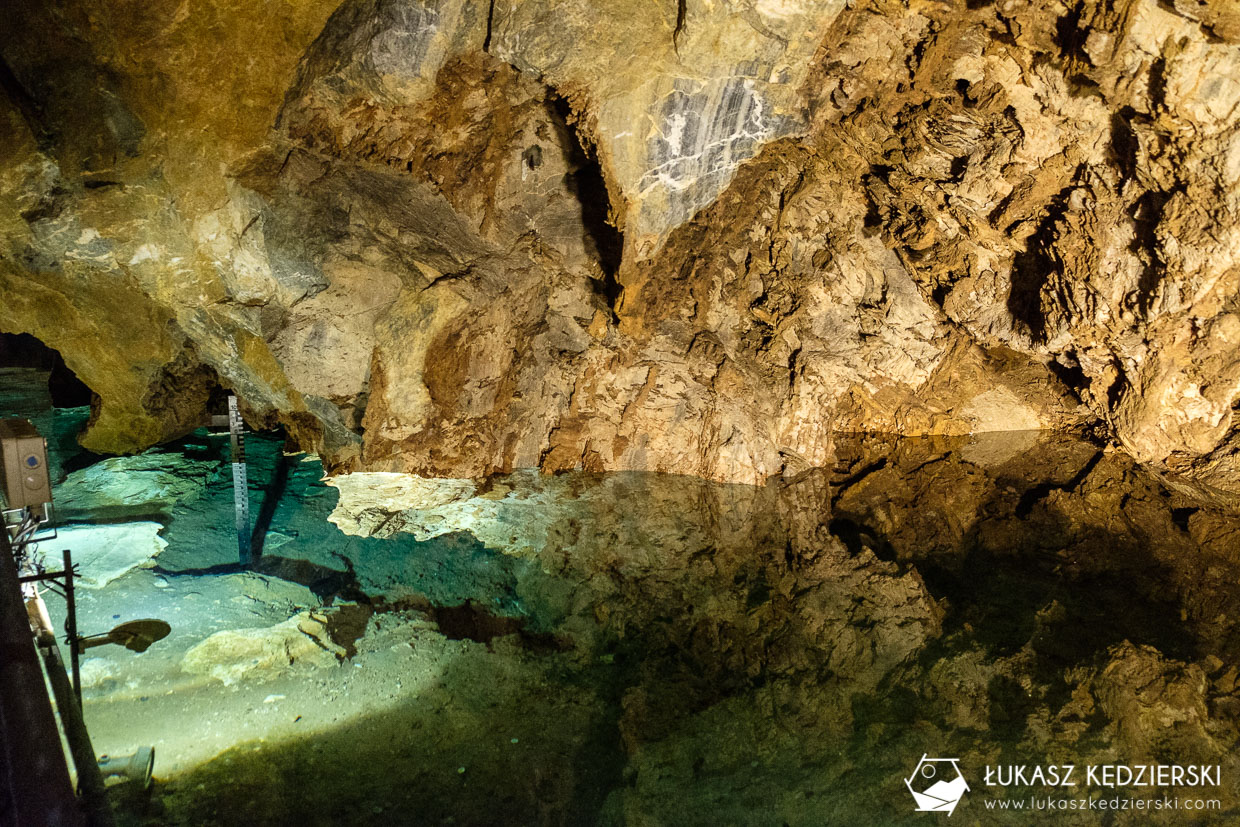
[
  {"x1": 488, "y1": 0, "x2": 844, "y2": 256},
  {"x1": 1, "y1": 0, "x2": 1239, "y2": 493}
]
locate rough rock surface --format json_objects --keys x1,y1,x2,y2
[
  {"x1": 54, "y1": 452, "x2": 218, "y2": 521},
  {"x1": 180, "y1": 612, "x2": 338, "y2": 686},
  {"x1": 1, "y1": 0, "x2": 1239, "y2": 495}
]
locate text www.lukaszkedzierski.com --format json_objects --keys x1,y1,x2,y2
[{"x1": 984, "y1": 796, "x2": 1220, "y2": 812}]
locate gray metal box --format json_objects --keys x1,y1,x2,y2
[{"x1": 0, "y1": 419, "x2": 51, "y2": 509}]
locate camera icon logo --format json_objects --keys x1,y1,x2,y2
[{"x1": 905, "y1": 754, "x2": 969, "y2": 815}]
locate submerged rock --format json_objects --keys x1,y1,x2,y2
[
  {"x1": 180, "y1": 612, "x2": 338, "y2": 686},
  {"x1": 76, "y1": 657, "x2": 117, "y2": 691},
  {"x1": 47, "y1": 522, "x2": 168, "y2": 588},
  {"x1": 55, "y1": 452, "x2": 218, "y2": 520}
]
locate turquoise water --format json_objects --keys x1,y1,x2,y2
[
  {"x1": 5, "y1": 371, "x2": 1239, "y2": 825},
  {"x1": 0, "y1": 367, "x2": 94, "y2": 484}
]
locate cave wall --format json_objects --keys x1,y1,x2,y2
[{"x1": 0, "y1": 0, "x2": 1237, "y2": 494}]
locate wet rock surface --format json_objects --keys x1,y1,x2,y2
[{"x1": 0, "y1": 0, "x2": 1237, "y2": 496}]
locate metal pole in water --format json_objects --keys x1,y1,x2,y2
[
  {"x1": 228, "y1": 395, "x2": 252, "y2": 567},
  {"x1": 64, "y1": 549, "x2": 81, "y2": 705}
]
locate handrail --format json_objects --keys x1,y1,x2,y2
[{"x1": 0, "y1": 523, "x2": 85, "y2": 826}]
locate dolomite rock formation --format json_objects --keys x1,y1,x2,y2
[{"x1": 1, "y1": 0, "x2": 1238, "y2": 495}]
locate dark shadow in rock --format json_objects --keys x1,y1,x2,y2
[
  {"x1": 1047, "y1": 352, "x2": 1090, "y2": 402},
  {"x1": 1007, "y1": 186, "x2": 1072, "y2": 343},
  {"x1": 373, "y1": 594, "x2": 571, "y2": 654},
  {"x1": 828, "y1": 516, "x2": 899, "y2": 562},
  {"x1": 1110, "y1": 107, "x2": 1140, "y2": 182},
  {"x1": 1053, "y1": 0, "x2": 1090, "y2": 64},
  {"x1": 319, "y1": 602, "x2": 374, "y2": 659},
  {"x1": 827, "y1": 432, "x2": 1228, "y2": 743},
  {"x1": 249, "y1": 448, "x2": 297, "y2": 562},
  {"x1": 546, "y1": 93, "x2": 623, "y2": 309},
  {"x1": 1129, "y1": 187, "x2": 1176, "y2": 313},
  {"x1": 57, "y1": 446, "x2": 108, "y2": 477},
  {"x1": 153, "y1": 553, "x2": 368, "y2": 605},
  {"x1": 0, "y1": 332, "x2": 93, "y2": 408}
]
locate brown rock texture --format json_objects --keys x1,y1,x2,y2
[
  {"x1": 1, "y1": 0, "x2": 1238, "y2": 494},
  {"x1": 319, "y1": 431, "x2": 1240, "y2": 821}
]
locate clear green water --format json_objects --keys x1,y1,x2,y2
[{"x1": 5, "y1": 370, "x2": 1239, "y2": 825}]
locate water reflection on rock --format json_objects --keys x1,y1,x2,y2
[
  {"x1": 310, "y1": 431, "x2": 1240, "y2": 823},
  {"x1": 31, "y1": 423, "x2": 1231, "y2": 824}
]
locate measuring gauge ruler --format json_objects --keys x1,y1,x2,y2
[{"x1": 228, "y1": 395, "x2": 252, "y2": 565}]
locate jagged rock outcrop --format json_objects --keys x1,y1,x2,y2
[{"x1": 1, "y1": 0, "x2": 1238, "y2": 495}]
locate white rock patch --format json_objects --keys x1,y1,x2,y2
[{"x1": 45, "y1": 522, "x2": 168, "y2": 588}]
